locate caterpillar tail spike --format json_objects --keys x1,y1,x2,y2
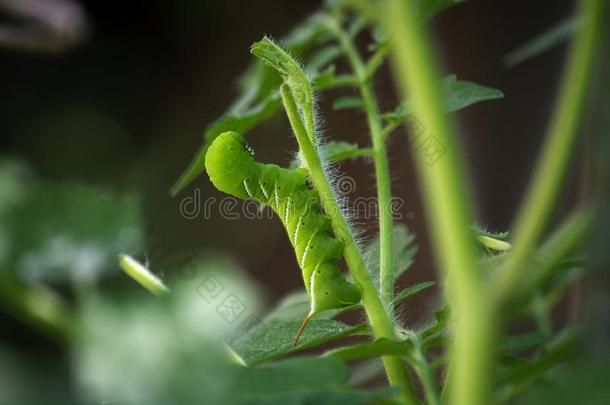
[
  {"x1": 294, "y1": 311, "x2": 313, "y2": 346},
  {"x1": 205, "y1": 131, "x2": 361, "y2": 338}
]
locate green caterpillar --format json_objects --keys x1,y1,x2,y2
[{"x1": 205, "y1": 131, "x2": 361, "y2": 343}]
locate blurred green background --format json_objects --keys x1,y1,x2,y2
[
  {"x1": 3, "y1": 0, "x2": 601, "y2": 403},
  {"x1": 0, "y1": 0, "x2": 576, "y2": 307}
]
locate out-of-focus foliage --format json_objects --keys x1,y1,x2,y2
[
  {"x1": 504, "y1": 17, "x2": 578, "y2": 67},
  {"x1": 0, "y1": 160, "x2": 143, "y2": 285},
  {"x1": 0, "y1": 0, "x2": 607, "y2": 404},
  {"x1": 233, "y1": 319, "x2": 367, "y2": 365},
  {"x1": 72, "y1": 262, "x2": 375, "y2": 405}
]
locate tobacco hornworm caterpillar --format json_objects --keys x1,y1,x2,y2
[{"x1": 205, "y1": 131, "x2": 361, "y2": 343}]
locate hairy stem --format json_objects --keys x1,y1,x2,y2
[
  {"x1": 494, "y1": 0, "x2": 604, "y2": 304},
  {"x1": 326, "y1": 17, "x2": 396, "y2": 311},
  {"x1": 384, "y1": 1, "x2": 492, "y2": 404},
  {"x1": 281, "y1": 84, "x2": 416, "y2": 404},
  {"x1": 411, "y1": 334, "x2": 440, "y2": 405}
]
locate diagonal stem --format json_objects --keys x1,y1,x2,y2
[
  {"x1": 384, "y1": 0, "x2": 491, "y2": 404},
  {"x1": 281, "y1": 84, "x2": 417, "y2": 404}
]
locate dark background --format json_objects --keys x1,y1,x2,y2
[{"x1": 0, "y1": 0, "x2": 574, "y2": 321}]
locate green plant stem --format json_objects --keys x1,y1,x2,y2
[
  {"x1": 381, "y1": 118, "x2": 402, "y2": 141},
  {"x1": 280, "y1": 84, "x2": 417, "y2": 404},
  {"x1": 365, "y1": 43, "x2": 390, "y2": 80},
  {"x1": 384, "y1": 1, "x2": 493, "y2": 405},
  {"x1": 326, "y1": 17, "x2": 396, "y2": 310},
  {"x1": 411, "y1": 334, "x2": 440, "y2": 405},
  {"x1": 494, "y1": 0, "x2": 604, "y2": 305}
]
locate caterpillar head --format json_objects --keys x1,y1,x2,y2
[{"x1": 205, "y1": 131, "x2": 257, "y2": 199}]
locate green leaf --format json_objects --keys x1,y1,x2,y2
[
  {"x1": 323, "y1": 337, "x2": 411, "y2": 361},
  {"x1": 500, "y1": 333, "x2": 546, "y2": 354},
  {"x1": 264, "y1": 289, "x2": 362, "y2": 322},
  {"x1": 172, "y1": 2, "x2": 466, "y2": 195},
  {"x1": 308, "y1": 45, "x2": 343, "y2": 73},
  {"x1": 170, "y1": 94, "x2": 281, "y2": 195},
  {"x1": 251, "y1": 37, "x2": 311, "y2": 94},
  {"x1": 365, "y1": 223, "x2": 418, "y2": 289},
  {"x1": 314, "y1": 71, "x2": 359, "y2": 91},
  {"x1": 321, "y1": 141, "x2": 374, "y2": 162},
  {"x1": 312, "y1": 65, "x2": 337, "y2": 90},
  {"x1": 495, "y1": 328, "x2": 579, "y2": 402},
  {"x1": 369, "y1": 26, "x2": 389, "y2": 51},
  {"x1": 504, "y1": 17, "x2": 578, "y2": 67},
  {"x1": 1, "y1": 183, "x2": 143, "y2": 285},
  {"x1": 392, "y1": 281, "x2": 436, "y2": 307},
  {"x1": 312, "y1": 66, "x2": 359, "y2": 91},
  {"x1": 251, "y1": 36, "x2": 316, "y2": 142},
  {"x1": 420, "y1": 306, "x2": 451, "y2": 341},
  {"x1": 347, "y1": 15, "x2": 368, "y2": 37},
  {"x1": 516, "y1": 353, "x2": 610, "y2": 405},
  {"x1": 364, "y1": 43, "x2": 389, "y2": 80},
  {"x1": 234, "y1": 357, "x2": 378, "y2": 405},
  {"x1": 232, "y1": 319, "x2": 367, "y2": 365},
  {"x1": 237, "y1": 12, "x2": 328, "y2": 100},
  {"x1": 383, "y1": 74, "x2": 504, "y2": 124},
  {"x1": 332, "y1": 96, "x2": 364, "y2": 111},
  {"x1": 436, "y1": 74, "x2": 505, "y2": 112},
  {"x1": 171, "y1": 12, "x2": 332, "y2": 195},
  {"x1": 393, "y1": 225, "x2": 418, "y2": 281}
]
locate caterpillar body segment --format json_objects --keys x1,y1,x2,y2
[{"x1": 205, "y1": 132, "x2": 361, "y2": 342}]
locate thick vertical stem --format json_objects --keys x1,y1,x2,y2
[
  {"x1": 384, "y1": 1, "x2": 492, "y2": 404},
  {"x1": 494, "y1": 0, "x2": 605, "y2": 304}
]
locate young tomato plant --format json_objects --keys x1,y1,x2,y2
[
  {"x1": 163, "y1": 0, "x2": 605, "y2": 404},
  {"x1": 0, "y1": 1, "x2": 606, "y2": 404}
]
